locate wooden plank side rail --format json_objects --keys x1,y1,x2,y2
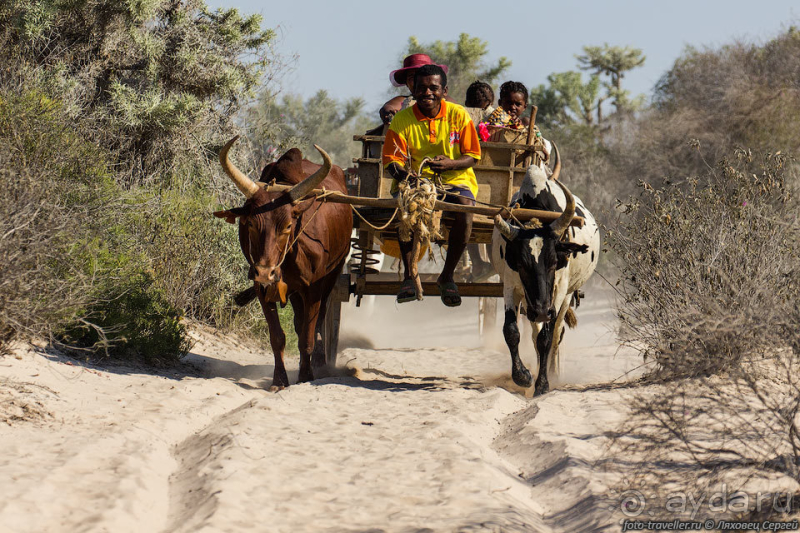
[
  {"x1": 255, "y1": 184, "x2": 585, "y2": 227},
  {"x1": 353, "y1": 158, "x2": 531, "y2": 174},
  {"x1": 353, "y1": 134, "x2": 541, "y2": 152}
]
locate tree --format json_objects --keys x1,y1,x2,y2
[
  {"x1": 530, "y1": 71, "x2": 604, "y2": 128},
  {"x1": 576, "y1": 44, "x2": 646, "y2": 113},
  {"x1": 531, "y1": 44, "x2": 646, "y2": 129},
  {"x1": 248, "y1": 90, "x2": 372, "y2": 169},
  {"x1": 0, "y1": 0, "x2": 276, "y2": 185},
  {"x1": 402, "y1": 33, "x2": 511, "y2": 103}
]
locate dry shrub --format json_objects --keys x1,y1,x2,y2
[
  {"x1": 0, "y1": 159, "x2": 95, "y2": 350},
  {"x1": 605, "y1": 150, "x2": 800, "y2": 517},
  {"x1": 610, "y1": 353, "x2": 800, "y2": 522},
  {"x1": 0, "y1": 87, "x2": 191, "y2": 363},
  {"x1": 608, "y1": 148, "x2": 799, "y2": 377},
  {"x1": 547, "y1": 29, "x2": 800, "y2": 516},
  {"x1": 0, "y1": 90, "x2": 107, "y2": 351}
]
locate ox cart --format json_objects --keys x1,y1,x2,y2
[{"x1": 319, "y1": 127, "x2": 584, "y2": 364}]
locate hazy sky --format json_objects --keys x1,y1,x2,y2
[{"x1": 207, "y1": 0, "x2": 798, "y2": 112}]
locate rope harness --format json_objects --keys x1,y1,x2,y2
[
  {"x1": 260, "y1": 152, "x2": 556, "y2": 302},
  {"x1": 396, "y1": 158, "x2": 444, "y2": 299},
  {"x1": 397, "y1": 158, "x2": 443, "y2": 255},
  {"x1": 272, "y1": 189, "x2": 336, "y2": 271}
]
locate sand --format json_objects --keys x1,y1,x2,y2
[{"x1": 0, "y1": 283, "x2": 643, "y2": 532}]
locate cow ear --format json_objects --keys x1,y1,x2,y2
[
  {"x1": 555, "y1": 241, "x2": 589, "y2": 257},
  {"x1": 290, "y1": 200, "x2": 314, "y2": 218},
  {"x1": 517, "y1": 228, "x2": 540, "y2": 240},
  {"x1": 213, "y1": 210, "x2": 240, "y2": 224},
  {"x1": 213, "y1": 206, "x2": 248, "y2": 224}
]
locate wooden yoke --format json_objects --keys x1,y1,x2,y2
[{"x1": 244, "y1": 183, "x2": 584, "y2": 228}]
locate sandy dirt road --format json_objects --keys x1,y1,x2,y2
[{"x1": 0, "y1": 284, "x2": 640, "y2": 532}]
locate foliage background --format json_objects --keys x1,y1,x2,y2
[{"x1": 0, "y1": 0, "x2": 286, "y2": 361}]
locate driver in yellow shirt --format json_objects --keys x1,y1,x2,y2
[{"x1": 382, "y1": 64, "x2": 481, "y2": 307}]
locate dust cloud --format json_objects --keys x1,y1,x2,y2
[{"x1": 339, "y1": 256, "x2": 641, "y2": 388}]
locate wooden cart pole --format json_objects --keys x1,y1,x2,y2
[
  {"x1": 524, "y1": 105, "x2": 539, "y2": 168},
  {"x1": 237, "y1": 184, "x2": 584, "y2": 227}
]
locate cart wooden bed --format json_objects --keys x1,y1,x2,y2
[{"x1": 319, "y1": 131, "x2": 583, "y2": 364}]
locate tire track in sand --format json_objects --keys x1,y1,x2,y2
[
  {"x1": 165, "y1": 399, "x2": 261, "y2": 533},
  {"x1": 160, "y1": 354, "x2": 557, "y2": 533},
  {"x1": 161, "y1": 286, "x2": 636, "y2": 532}
]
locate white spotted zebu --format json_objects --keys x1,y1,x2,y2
[{"x1": 491, "y1": 146, "x2": 601, "y2": 395}]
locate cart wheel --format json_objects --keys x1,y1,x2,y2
[
  {"x1": 478, "y1": 297, "x2": 498, "y2": 337},
  {"x1": 324, "y1": 299, "x2": 342, "y2": 366}
]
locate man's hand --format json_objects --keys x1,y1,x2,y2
[
  {"x1": 387, "y1": 162, "x2": 410, "y2": 182},
  {"x1": 427, "y1": 155, "x2": 477, "y2": 173},
  {"x1": 427, "y1": 155, "x2": 455, "y2": 172}
]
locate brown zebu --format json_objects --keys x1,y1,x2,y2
[{"x1": 214, "y1": 137, "x2": 352, "y2": 389}]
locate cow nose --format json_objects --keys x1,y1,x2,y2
[
  {"x1": 529, "y1": 304, "x2": 556, "y2": 323},
  {"x1": 531, "y1": 308, "x2": 550, "y2": 323},
  {"x1": 254, "y1": 266, "x2": 278, "y2": 283}
]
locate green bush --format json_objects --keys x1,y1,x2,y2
[
  {"x1": 0, "y1": 85, "x2": 195, "y2": 362},
  {"x1": 1, "y1": 0, "x2": 276, "y2": 187},
  {"x1": 61, "y1": 269, "x2": 191, "y2": 366}
]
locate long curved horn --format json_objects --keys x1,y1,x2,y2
[
  {"x1": 220, "y1": 136, "x2": 260, "y2": 199},
  {"x1": 494, "y1": 214, "x2": 520, "y2": 241},
  {"x1": 549, "y1": 180, "x2": 576, "y2": 238},
  {"x1": 549, "y1": 141, "x2": 561, "y2": 181},
  {"x1": 286, "y1": 144, "x2": 332, "y2": 204}
]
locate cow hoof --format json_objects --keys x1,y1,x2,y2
[
  {"x1": 512, "y1": 367, "x2": 533, "y2": 388},
  {"x1": 271, "y1": 372, "x2": 290, "y2": 391}
]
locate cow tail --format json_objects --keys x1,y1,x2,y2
[{"x1": 565, "y1": 308, "x2": 577, "y2": 329}]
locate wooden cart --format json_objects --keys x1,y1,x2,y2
[{"x1": 322, "y1": 129, "x2": 563, "y2": 364}]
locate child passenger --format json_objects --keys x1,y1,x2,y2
[
  {"x1": 483, "y1": 81, "x2": 552, "y2": 173},
  {"x1": 465, "y1": 81, "x2": 494, "y2": 113},
  {"x1": 465, "y1": 80, "x2": 495, "y2": 141},
  {"x1": 483, "y1": 81, "x2": 528, "y2": 130}
]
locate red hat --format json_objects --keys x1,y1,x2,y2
[{"x1": 389, "y1": 54, "x2": 449, "y2": 87}]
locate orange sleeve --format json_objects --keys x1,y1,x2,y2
[
  {"x1": 382, "y1": 128, "x2": 408, "y2": 168},
  {"x1": 459, "y1": 118, "x2": 481, "y2": 160}
]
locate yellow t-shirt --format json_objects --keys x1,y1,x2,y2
[{"x1": 382, "y1": 101, "x2": 481, "y2": 196}]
